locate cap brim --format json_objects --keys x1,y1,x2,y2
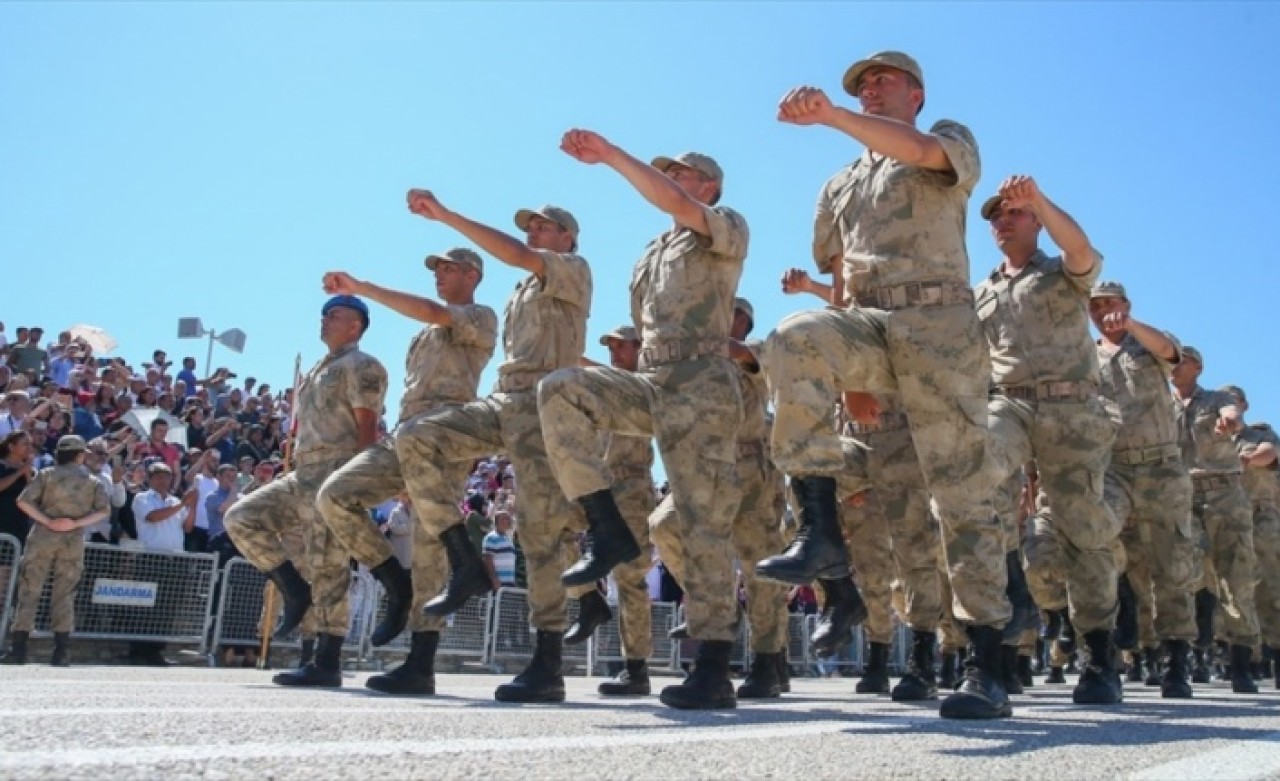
[
  {"x1": 513, "y1": 208, "x2": 538, "y2": 232},
  {"x1": 980, "y1": 195, "x2": 1004, "y2": 220},
  {"x1": 423, "y1": 255, "x2": 445, "y2": 271},
  {"x1": 651, "y1": 156, "x2": 676, "y2": 173},
  {"x1": 842, "y1": 59, "x2": 878, "y2": 96},
  {"x1": 1089, "y1": 290, "x2": 1126, "y2": 300}
]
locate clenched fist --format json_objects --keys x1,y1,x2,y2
[
  {"x1": 778, "y1": 86, "x2": 837, "y2": 126},
  {"x1": 560, "y1": 129, "x2": 616, "y2": 165},
  {"x1": 407, "y1": 189, "x2": 449, "y2": 221}
]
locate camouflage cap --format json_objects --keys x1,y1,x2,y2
[
  {"x1": 1090, "y1": 281, "x2": 1128, "y2": 300},
  {"x1": 424, "y1": 247, "x2": 484, "y2": 280},
  {"x1": 842, "y1": 51, "x2": 925, "y2": 98},
  {"x1": 734, "y1": 298, "x2": 754, "y2": 322},
  {"x1": 979, "y1": 195, "x2": 1006, "y2": 221},
  {"x1": 598, "y1": 325, "x2": 640, "y2": 346},
  {"x1": 55, "y1": 434, "x2": 87, "y2": 453},
  {"x1": 651, "y1": 152, "x2": 724, "y2": 186},
  {"x1": 514, "y1": 205, "x2": 580, "y2": 240},
  {"x1": 1219, "y1": 384, "x2": 1247, "y2": 404},
  {"x1": 1182, "y1": 346, "x2": 1204, "y2": 365}
]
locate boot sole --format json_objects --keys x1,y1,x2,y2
[
  {"x1": 494, "y1": 688, "x2": 566, "y2": 703},
  {"x1": 598, "y1": 687, "x2": 651, "y2": 697},
  {"x1": 659, "y1": 692, "x2": 737, "y2": 710},
  {"x1": 366, "y1": 678, "x2": 436, "y2": 696},
  {"x1": 272, "y1": 677, "x2": 342, "y2": 688},
  {"x1": 939, "y1": 695, "x2": 1013, "y2": 719}
]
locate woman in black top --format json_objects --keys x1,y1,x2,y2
[{"x1": 0, "y1": 431, "x2": 34, "y2": 541}]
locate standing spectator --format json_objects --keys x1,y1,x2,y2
[
  {"x1": 204, "y1": 416, "x2": 240, "y2": 465},
  {"x1": 0, "y1": 431, "x2": 35, "y2": 541},
  {"x1": 129, "y1": 463, "x2": 197, "y2": 665},
  {"x1": 81, "y1": 439, "x2": 128, "y2": 544},
  {"x1": 236, "y1": 425, "x2": 267, "y2": 464},
  {"x1": 183, "y1": 406, "x2": 208, "y2": 450},
  {"x1": 463, "y1": 493, "x2": 490, "y2": 556},
  {"x1": 384, "y1": 494, "x2": 414, "y2": 569},
  {"x1": 182, "y1": 449, "x2": 220, "y2": 552},
  {"x1": 204, "y1": 464, "x2": 241, "y2": 562},
  {"x1": 136, "y1": 387, "x2": 158, "y2": 409},
  {"x1": 136, "y1": 419, "x2": 182, "y2": 473},
  {"x1": 48, "y1": 346, "x2": 77, "y2": 389},
  {"x1": 27, "y1": 424, "x2": 55, "y2": 470},
  {"x1": 72, "y1": 391, "x2": 104, "y2": 441},
  {"x1": 176, "y1": 358, "x2": 199, "y2": 397},
  {"x1": 483, "y1": 511, "x2": 518, "y2": 590},
  {"x1": 7, "y1": 328, "x2": 47, "y2": 377}
]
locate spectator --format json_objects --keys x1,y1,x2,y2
[
  {"x1": 136, "y1": 387, "x2": 158, "y2": 409},
  {"x1": 176, "y1": 358, "x2": 199, "y2": 397},
  {"x1": 261, "y1": 416, "x2": 283, "y2": 456},
  {"x1": 72, "y1": 391, "x2": 104, "y2": 440},
  {"x1": 48, "y1": 346, "x2": 77, "y2": 389},
  {"x1": 482, "y1": 510, "x2": 518, "y2": 590},
  {"x1": 464, "y1": 493, "x2": 490, "y2": 555},
  {"x1": 0, "y1": 431, "x2": 35, "y2": 541},
  {"x1": 384, "y1": 494, "x2": 414, "y2": 568},
  {"x1": 7, "y1": 327, "x2": 47, "y2": 376},
  {"x1": 0, "y1": 391, "x2": 32, "y2": 437},
  {"x1": 81, "y1": 438, "x2": 128, "y2": 544},
  {"x1": 204, "y1": 464, "x2": 240, "y2": 563},
  {"x1": 27, "y1": 424, "x2": 54, "y2": 469},
  {"x1": 235, "y1": 425, "x2": 267, "y2": 464},
  {"x1": 136, "y1": 419, "x2": 182, "y2": 473},
  {"x1": 128, "y1": 463, "x2": 197, "y2": 666},
  {"x1": 182, "y1": 449, "x2": 220, "y2": 552},
  {"x1": 235, "y1": 455, "x2": 256, "y2": 491},
  {"x1": 183, "y1": 406, "x2": 208, "y2": 450},
  {"x1": 243, "y1": 459, "x2": 277, "y2": 493},
  {"x1": 204, "y1": 416, "x2": 240, "y2": 465},
  {"x1": 44, "y1": 408, "x2": 71, "y2": 445}
]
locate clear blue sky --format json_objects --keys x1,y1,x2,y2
[{"x1": 4, "y1": 3, "x2": 1278, "y2": 450}]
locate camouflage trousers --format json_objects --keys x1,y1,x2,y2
[
  {"x1": 318, "y1": 430, "x2": 449, "y2": 635},
  {"x1": 11, "y1": 526, "x2": 84, "y2": 633},
  {"x1": 539, "y1": 359, "x2": 743, "y2": 643},
  {"x1": 835, "y1": 494, "x2": 896, "y2": 645},
  {"x1": 278, "y1": 520, "x2": 317, "y2": 637},
  {"x1": 1253, "y1": 503, "x2": 1280, "y2": 646},
  {"x1": 567, "y1": 472, "x2": 656, "y2": 659},
  {"x1": 764, "y1": 304, "x2": 1008, "y2": 628},
  {"x1": 988, "y1": 395, "x2": 1120, "y2": 634},
  {"x1": 1107, "y1": 458, "x2": 1198, "y2": 643},
  {"x1": 396, "y1": 389, "x2": 583, "y2": 633},
  {"x1": 835, "y1": 425, "x2": 944, "y2": 632},
  {"x1": 936, "y1": 543, "x2": 967, "y2": 652},
  {"x1": 1023, "y1": 506, "x2": 1069, "y2": 612},
  {"x1": 225, "y1": 460, "x2": 353, "y2": 636},
  {"x1": 1191, "y1": 478, "x2": 1260, "y2": 647},
  {"x1": 653, "y1": 446, "x2": 786, "y2": 652}
]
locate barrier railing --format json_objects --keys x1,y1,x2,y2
[
  {"x1": 590, "y1": 599, "x2": 679, "y2": 674},
  {"x1": 365, "y1": 588, "x2": 492, "y2": 665},
  {"x1": 672, "y1": 604, "x2": 752, "y2": 670},
  {"x1": 488, "y1": 588, "x2": 588, "y2": 671},
  {"x1": 0, "y1": 533, "x2": 21, "y2": 641}
]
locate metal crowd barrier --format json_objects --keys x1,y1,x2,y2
[
  {"x1": 365, "y1": 589, "x2": 492, "y2": 665},
  {"x1": 805, "y1": 617, "x2": 910, "y2": 675},
  {"x1": 210, "y1": 557, "x2": 374, "y2": 664},
  {"x1": 22, "y1": 542, "x2": 219, "y2": 649},
  {"x1": 672, "y1": 604, "x2": 752, "y2": 670},
  {"x1": 590, "y1": 599, "x2": 679, "y2": 674},
  {"x1": 489, "y1": 587, "x2": 588, "y2": 671},
  {"x1": 0, "y1": 533, "x2": 21, "y2": 641}
]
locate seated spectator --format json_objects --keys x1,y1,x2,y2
[
  {"x1": 136, "y1": 387, "x2": 158, "y2": 409},
  {"x1": 103, "y1": 394, "x2": 132, "y2": 428},
  {"x1": 261, "y1": 416, "x2": 283, "y2": 456}
]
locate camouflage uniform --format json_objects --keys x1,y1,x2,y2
[
  {"x1": 833, "y1": 489, "x2": 896, "y2": 647},
  {"x1": 11, "y1": 463, "x2": 109, "y2": 633},
  {"x1": 650, "y1": 339, "x2": 787, "y2": 652},
  {"x1": 765, "y1": 119, "x2": 1009, "y2": 628},
  {"x1": 397, "y1": 249, "x2": 591, "y2": 633},
  {"x1": 1176, "y1": 386, "x2": 1260, "y2": 647},
  {"x1": 319, "y1": 301, "x2": 497, "y2": 634},
  {"x1": 539, "y1": 203, "x2": 747, "y2": 643},
  {"x1": 1235, "y1": 423, "x2": 1279, "y2": 645},
  {"x1": 1097, "y1": 332, "x2": 1197, "y2": 643},
  {"x1": 225, "y1": 344, "x2": 389, "y2": 636},
  {"x1": 976, "y1": 250, "x2": 1120, "y2": 634}
]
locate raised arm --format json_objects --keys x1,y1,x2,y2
[{"x1": 407, "y1": 190, "x2": 545, "y2": 277}]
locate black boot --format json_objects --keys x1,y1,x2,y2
[
  {"x1": 1161, "y1": 639, "x2": 1193, "y2": 699},
  {"x1": 737, "y1": 651, "x2": 783, "y2": 699},
  {"x1": 273, "y1": 634, "x2": 343, "y2": 687},
  {"x1": 366, "y1": 631, "x2": 438, "y2": 695},
  {"x1": 938, "y1": 651, "x2": 958, "y2": 690},
  {"x1": 495, "y1": 630, "x2": 565, "y2": 703},
  {"x1": 51, "y1": 633, "x2": 70, "y2": 667},
  {"x1": 856, "y1": 641, "x2": 891, "y2": 694},
  {"x1": 811, "y1": 576, "x2": 867, "y2": 654},
  {"x1": 757, "y1": 476, "x2": 848, "y2": 585},
  {"x1": 1126, "y1": 654, "x2": 1145, "y2": 683},
  {"x1": 1191, "y1": 647, "x2": 1212, "y2": 684},
  {"x1": 562, "y1": 490, "x2": 642, "y2": 587},
  {"x1": 425, "y1": 524, "x2": 492, "y2": 617},
  {"x1": 1215, "y1": 641, "x2": 1232, "y2": 682},
  {"x1": 777, "y1": 649, "x2": 792, "y2": 693},
  {"x1": 1057, "y1": 609, "x2": 1077, "y2": 655},
  {"x1": 598, "y1": 658, "x2": 650, "y2": 696},
  {"x1": 1142, "y1": 646, "x2": 1161, "y2": 686},
  {"x1": 1045, "y1": 666, "x2": 1066, "y2": 684},
  {"x1": 1114, "y1": 573, "x2": 1139, "y2": 651},
  {"x1": 1017, "y1": 654, "x2": 1034, "y2": 688},
  {"x1": 940, "y1": 625, "x2": 1012, "y2": 719},
  {"x1": 660, "y1": 640, "x2": 736, "y2": 710},
  {"x1": 1003, "y1": 551, "x2": 1037, "y2": 640},
  {"x1": 891, "y1": 630, "x2": 938, "y2": 701},
  {"x1": 1033, "y1": 639, "x2": 1046, "y2": 674},
  {"x1": 1073, "y1": 629, "x2": 1123, "y2": 704},
  {"x1": 1231, "y1": 645, "x2": 1259, "y2": 694},
  {"x1": 1001, "y1": 645, "x2": 1023, "y2": 695},
  {"x1": 265, "y1": 560, "x2": 312, "y2": 638},
  {"x1": 370, "y1": 557, "x2": 413, "y2": 647},
  {"x1": 1194, "y1": 589, "x2": 1217, "y2": 649},
  {"x1": 0, "y1": 631, "x2": 29, "y2": 665},
  {"x1": 298, "y1": 637, "x2": 316, "y2": 667},
  {"x1": 565, "y1": 590, "x2": 612, "y2": 645}
]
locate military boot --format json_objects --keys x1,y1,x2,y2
[
  {"x1": 50, "y1": 633, "x2": 71, "y2": 667},
  {"x1": 737, "y1": 651, "x2": 783, "y2": 699},
  {"x1": 1017, "y1": 654, "x2": 1034, "y2": 689},
  {"x1": 0, "y1": 632, "x2": 29, "y2": 665},
  {"x1": 265, "y1": 560, "x2": 312, "y2": 638},
  {"x1": 1191, "y1": 646, "x2": 1212, "y2": 684},
  {"x1": 366, "y1": 631, "x2": 438, "y2": 695},
  {"x1": 1114, "y1": 573, "x2": 1139, "y2": 651},
  {"x1": 757, "y1": 476, "x2": 848, "y2": 585},
  {"x1": 598, "y1": 658, "x2": 650, "y2": 696},
  {"x1": 938, "y1": 651, "x2": 959, "y2": 690},
  {"x1": 1073, "y1": 629, "x2": 1123, "y2": 705},
  {"x1": 562, "y1": 490, "x2": 642, "y2": 587},
  {"x1": 940, "y1": 625, "x2": 1012, "y2": 720},
  {"x1": 1045, "y1": 666, "x2": 1066, "y2": 684},
  {"x1": 777, "y1": 650, "x2": 792, "y2": 693},
  {"x1": 495, "y1": 630, "x2": 565, "y2": 703},
  {"x1": 1193, "y1": 589, "x2": 1217, "y2": 649},
  {"x1": 273, "y1": 634, "x2": 343, "y2": 687},
  {"x1": 298, "y1": 637, "x2": 316, "y2": 668},
  {"x1": 565, "y1": 590, "x2": 612, "y2": 645},
  {"x1": 810, "y1": 576, "x2": 867, "y2": 654},
  {"x1": 424, "y1": 524, "x2": 492, "y2": 617},
  {"x1": 660, "y1": 640, "x2": 736, "y2": 710},
  {"x1": 891, "y1": 630, "x2": 938, "y2": 701},
  {"x1": 1161, "y1": 639, "x2": 1193, "y2": 699},
  {"x1": 856, "y1": 641, "x2": 891, "y2": 694},
  {"x1": 1001, "y1": 644, "x2": 1023, "y2": 695},
  {"x1": 1231, "y1": 645, "x2": 1259, "y2": 694},
  {"x1": 369, "y1": 556, "x2": 413, "y2": 646},
  {"x1": 1142, "y1": 646, "x2": 1162, "y2": 686}
]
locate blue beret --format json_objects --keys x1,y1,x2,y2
[{"x1": 322, "y1": 295, "x2": 370, "y2": 326}]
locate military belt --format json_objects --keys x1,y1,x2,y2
[
  {"x1": 294, "y1": 447, "x2": 358, "y2": 468},
  {"x1": 848, "y1": 411, "x2": 910, "y2": 434},
  {"x1": 1191, "y1": 473, "x2": 1239, "y2": 493},
  {"x1": 1111, "y1": 443, "x2": 1182, "y2": 466},
  {"x1": 495, "y1": 371, "x2": 546, "y2": 393},
  {"x1": 996, "y1": 380, "x2": 1097, "y2": 403},
  {"x1": 639, "y1": 338, "x2": 728, "y2": 370},
  {"x1": 853, "y1": 280, "x2": 974, "y2": 311}
]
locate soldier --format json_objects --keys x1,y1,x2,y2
[
  {"x1": 539, "y1": 133, "x2": 747, "y2": 710},
  {"x1": 562, "y1": 325, "x2": 659, "y2": 697},
  {"x1": 391, "y1": 193, "x2": 591, "y2": 704},
  {"x1": 1170, "y1": 348, "x2": 1261, "y2": 693},
  {"x1": 316, "y1": 248, "x2": 497, "y2": 696},
  {"x1": 1090, "y1": 281, "x2": 1199, "y2": 698},
  {"x1": 758, "y1": 51, "x2": 1011, "y2": 720},
  {"x1": 0, "y1": 435, "x2": 109, "y2": 666},
  {"x1": 224, "y1": 295, "x2": 389, "y2": 688}
]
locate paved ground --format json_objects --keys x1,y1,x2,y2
[{"x1": 2, "y1": 665, "x2": 1279, "y2": 780}]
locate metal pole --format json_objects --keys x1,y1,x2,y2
[{"x1": 205, "y1": 330, "x2": 216, "y2": 377}]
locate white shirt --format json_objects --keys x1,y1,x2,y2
[
  {"x1": 83, "y1": 466, "x2": 127, "y2": 540},
  {"x1": 132, "y1": 490, "x2": 188, "y2": 552},
  {"x1": 0, "y1": 413, "x2": 24, "y2": 438},
  {"x1": 191, "y1": 473, "x2": 218, "y2": 531}
]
